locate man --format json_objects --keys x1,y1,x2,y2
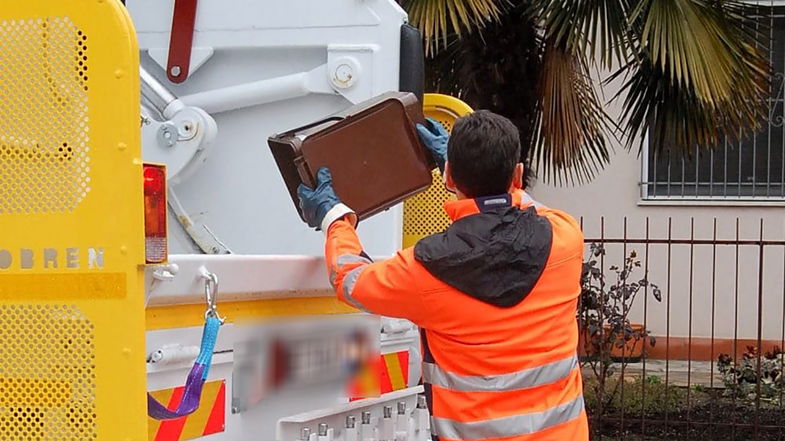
[{"x1": 298, "y1": 110, "x2": 588, "y2": 441}]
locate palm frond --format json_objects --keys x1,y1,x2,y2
[
  {"x1": 401, "y1": 0, "x2": 505, "y2": 54},
  {"x1": 533, "y1": 40, "x2": 615, "y2": 185},
  {"x1": 424, "y1": 4, "x2": 543, "y2": 185},
  {"x1": 621, "y1": 0, "x2": 770, "y2": 154},
  {"x1": 531, "y1": 0, "x2": 633, "y2": 68},
  {"x1": 404, "y1": 0, "x2": 771, "y2": 185}
]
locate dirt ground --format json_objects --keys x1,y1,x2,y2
[{"x1": 593, "y1": 401, "x2": 785, "y2": 441}]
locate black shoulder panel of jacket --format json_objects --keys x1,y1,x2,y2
[{"x1": 413, "y1": 206, "x2": 553, "y2": 308}]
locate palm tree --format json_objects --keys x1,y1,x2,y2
[{"x1": 398, "y1": 0, "x2": 771, "y2": 185}]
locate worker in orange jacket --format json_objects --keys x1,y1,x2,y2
[{"x1": 298, "y1": 110, "x2": 588, "y2": 441}]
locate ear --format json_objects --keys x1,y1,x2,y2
[
  {"x1": 510, "y1": 163, "x2": 524, "y2": 190},
  {"x1": 444, "y1": 161, "x2": 457, "y2": 194}
]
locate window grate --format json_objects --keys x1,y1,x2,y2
[{"x1": 642, "y1": 6, "x2": 785, "y2": 200}]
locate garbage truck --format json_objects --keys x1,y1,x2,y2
[{"x1": 0, "y1": 1, "x2": 471, "y2": 440}]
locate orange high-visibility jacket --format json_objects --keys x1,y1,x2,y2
[{"x1": 326, "y1": 189, "x2": 588, "y2": 441}]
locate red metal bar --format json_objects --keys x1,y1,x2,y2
[
  {"x1": 687, "y1": 218, "x2": 695, "y2": 427},
  {"x1": 665, "y1": 217, "x2": 672, "y2": 431},
  {"x1": 733, "y1": 218, "x2": 740, "y2": 441},
  {"x1": 619, "y1": 216, "x2": 628, "y2": 441},
  {"x1": 710, "y1": 217, "x2": 717, "y2": 439},
  {"x1": 755, "y1": 219, "x2": 765, "y2": 441},
  {"x1": 641, "y1": 217, "x2": 650, "y2": 438},
  {"x1": 166, "y1": 0, "x2": 198, "y2": 83}
]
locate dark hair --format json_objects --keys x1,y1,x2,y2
[{"x1": 447, "y1": 110, "x2": 522, "y2": 197}]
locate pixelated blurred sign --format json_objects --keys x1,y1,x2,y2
[
  {"x1": 348, "y1": 350, "x2": 409, "y2": 401},
  {"x1": 231, "y1": 315, "x2": 379, "y2": 413}
]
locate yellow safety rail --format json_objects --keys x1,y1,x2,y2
[
  {"x1": 0, "y1": 1, "x2": 147, "y2": 440},
  {"x1": 402, "y1": 94, "x2": 473, "y2": 248}
]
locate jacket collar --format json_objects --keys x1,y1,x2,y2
[
  {"x1": 417, "y1": 189, "x2": 553, "y2": 308},
  {"x1": 444, "y1": 190, "x2": 529, "y2": 222}
]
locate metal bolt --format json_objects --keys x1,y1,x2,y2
[
  {"x1": 397, "y1": 402, "x2": 406, "y2": 415},
  {"x1": 383, "y1": 406, "x2": 392, "y2": 419},
  {"x1": 361, "y1": 411, "x2": 371, "y2": 425},
  {"x1": 301, "y1": 428, "x2": 311, "y2": 440},
  {"x1": 148, "y1": 349, "x2": 163, "y2": 363},
  {"x1": 157, "y1": 122, "x2": 178, "y2": 148},
  {"x1": 318, "y1": 423, "x2": 328, "y2": 436},
  {"x1": 170, "y1": 65, "x2": 182, "y2": 77},
  {"x1": 330, "y1": 58, "x2": 359, "y2": 89},
  {"x1": 335, "y1": 64, "x2": 353, "y2": 84},
  {"x1": 346, "y1": 416, "x2": 356, "y2": 429}
]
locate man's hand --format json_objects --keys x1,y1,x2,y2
[
  {"x1": 297, "y1": 167, "x2": 356, "y2": 231},
  {"x1": 416, "y1": 117, "x2": 449, "y2": 172}
]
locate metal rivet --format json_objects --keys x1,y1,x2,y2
[
  {"x1": 117, "y1": 142, "x2": 127, "y2": 151},
  {"x1": 114, "y1": 69, "x2": 124, "y2": 79},
  {"x1": 158, "y1": 122, "x2": 179, "y2": 148},
  {"x1": 0, "y1": 250, "x2": 11, "y2": 269}
]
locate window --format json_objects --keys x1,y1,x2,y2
[{"x1": 642, "y1": 5, "x2": 785, "y2": 200}]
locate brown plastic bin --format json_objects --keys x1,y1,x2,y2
[{"x1": 268, "y1": 91, "x2": 435, "y2": 222}]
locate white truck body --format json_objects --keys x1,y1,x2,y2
[{"x1": 126, "y1": 1, "x2": 424, "y2": 439}]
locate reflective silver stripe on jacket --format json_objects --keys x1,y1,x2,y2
[
  {"x1": 341, "y1": 265, "x2": 369, "y2": 312},
  {"x1": 431, "y1": 395, "x2": 584, "y2": 440},
  {"x1": 422, "y1": 354, "x2": 578, "y2": 392},
  {"x1": 337, "y1": 254, "x2": 372, "y2": 267},
  {"x1": 330, "y1": 254, "x2": 372, "y2": 290}
]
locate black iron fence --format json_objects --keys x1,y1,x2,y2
[{"x1": 581, "y1": 217, "x2": 785, "y2": 441}]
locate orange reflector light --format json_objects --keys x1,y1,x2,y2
[{"x1": 144, "y1": 164, "x2": 168, "y2": 264}]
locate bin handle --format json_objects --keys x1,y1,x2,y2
[{"x1": 272, "y1": 115, "x2": 344, "y2": 138}]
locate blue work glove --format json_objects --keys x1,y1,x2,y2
[
  {"x1": 416, "y1": 117, "x2": 449, "y2": 172},
  {"x1": 297, "y1": 167, "x2": 356, "y2": 231}
]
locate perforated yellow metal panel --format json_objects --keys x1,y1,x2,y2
[
  {"x1": 402, "y1": 94, "x2": 473, "y2": 248},
  {"x1": 0, "y1": 1, "x2": 146, "y2": 441},
  {"x1": 0, "y1": 305, "x2": 96, "y2": 441},
  {"x1": 0, "y1": 17, "x2": 91, "y2": 214}
]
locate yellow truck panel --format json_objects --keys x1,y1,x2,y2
[
  {"x1": 0, "y1": 1, "x2": 146, "y2": 440},
  {"x1": 402, "y1": 94, "x2": 473, "y2": 248}
]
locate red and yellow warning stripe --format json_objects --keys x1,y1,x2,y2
[
  {"x1": 147, "y1": 380, "x2": 226, "y2": 441},
  {"x1": 380, "y1": 351, "x2": 409, "y2": 393}
]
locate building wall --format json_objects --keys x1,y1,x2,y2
[{"x1": 531, "y1": 93, "x2": 785, "y2": 346}]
